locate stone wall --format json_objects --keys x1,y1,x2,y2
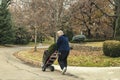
[{"x1": 70, "y1": 43, "x2": 102, "y2": 52}]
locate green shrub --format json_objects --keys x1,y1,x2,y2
[
  {"x1": 72, "y1": 35, "x2": 86, "y2": 43},
  {"x1": 103, "y1": 40, "x2": 120, "y2": 57},
  {"x1": 48, "y1": 43, "x2": 57, "y2": 54}
]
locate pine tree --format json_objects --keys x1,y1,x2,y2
[{"x1": 0, "y1": 0, "x2": 15, "y2": 44}]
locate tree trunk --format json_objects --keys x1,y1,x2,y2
[
  {"x1": 87, "y1": 28, "x2": 92, "y2": 38},
  {"x1": 34, "y1": 27, "x2": 37, "y2": 52},
  {"x1": 113, "y1": 0, "x2": 120, "y2": 39}
]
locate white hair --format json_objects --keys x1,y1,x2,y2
[{"x1": 57, "y1": 30, "x2": 64, "y2": 37}]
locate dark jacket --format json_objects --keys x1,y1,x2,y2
[{"x1": 57, "y1": 35, "x2": 70, "y2": 52}]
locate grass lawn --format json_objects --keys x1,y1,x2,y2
[
  {"x1": 16, "y1": 48, "x2": 120, "y2": 67},
  {"x1": 0, "y1": 45, "x2": 4, "y2": 47},
  {"x1": 74, "y1": 42, "x2": 103, "y2": 47},
  {"x1": 26, "y1": 37, "x2": 54, "y2": 47},
  {"x1": 83, "y1": 42, "x2": 103, "y2": 47},
  {"x1": 68, "y1": 50, "x2": 120, "y2": 67},
  {"x1": 17, "y1": 49, "x2": 44, "y2": 62}
]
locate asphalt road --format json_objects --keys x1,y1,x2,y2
[
  {"x1": 0, "y1": 47, "x2": 120, "y2": 80},
  {"x1": 0, "y1": 47, "x2": 79, "y2": 80}
]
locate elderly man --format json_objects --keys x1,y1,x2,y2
[{"x1": 56, "y1": 30, "x2": 70, "y2": 75}]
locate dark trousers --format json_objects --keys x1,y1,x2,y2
[{"x1": 58, "y1": 50, "x2": 69, "y2": 70}]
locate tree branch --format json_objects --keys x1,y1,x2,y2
[
  {"x1": 108, "y1": 0, "x2": 118, "y2": 6},
  {"x1": 91, "y1": 1, "x2": 117, "y2": 17}
]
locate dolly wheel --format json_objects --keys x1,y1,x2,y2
[
  {"x1": 49, "y1": 66, "x2": 54, "y2": 71},
  {"x1": 42, "y1": 67, "x2": 46, "y2": 71}
]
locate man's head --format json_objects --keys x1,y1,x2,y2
[{"x1": 57, "y1": 30, "x2": 64, "y2": 37}]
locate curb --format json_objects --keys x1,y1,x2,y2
[{"x1": 13, "y1": 52, "x2": 41, "y2": 67}]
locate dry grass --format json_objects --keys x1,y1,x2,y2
[
  {"x1": 68, "y1": 50, "x2": 120, "y2": 67},
  {"x1": 81, "y1": 42, "x2": 103, "y2": 47},
  {"x1": 16, "y1": 48, "x2": 120, "y2": 67},
  {"x1": 17, "y1": 49, "x2": 45, "y2": 62},
  {"x1": 0, "y1": 46, "x2": 4, "y2": 48}
]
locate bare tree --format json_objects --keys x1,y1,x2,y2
[
  {"x1": 90, "y1": 0, "x2": 120, "y2": 38},
  {"x1": 10, "y1": 0, "x2": 50, "y2": 51},
  {"x1": 45, "y1": 0, "x2": 74, "y2": 42},
  {"x1": 69, "y1": 0, "x2": 114, "y2": 39}
]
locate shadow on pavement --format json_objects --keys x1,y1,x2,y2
[
  {"x1": 66, "y1": 73, "x2": 79, "y2": 78},
  {"x1": 55, "y1": 70, "x2": 80, "y2": 79}
]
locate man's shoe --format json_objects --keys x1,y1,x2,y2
[{"x1": 62, "y1": 67, "x2": 67, "y2": 75}]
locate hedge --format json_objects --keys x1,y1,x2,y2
[{"x1": 103, "y1": 40, "x2": 120, "y2": 57}]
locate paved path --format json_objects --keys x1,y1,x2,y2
[
  {"x1": 0, "y1": 47, "x2": 120, "y2": 80},
  {"x1": 54, "y1": 65, "x2": 120, "y2": 80},
  {"x1": 0, "y1": 47, "x2": 79, "y2": 80}
]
